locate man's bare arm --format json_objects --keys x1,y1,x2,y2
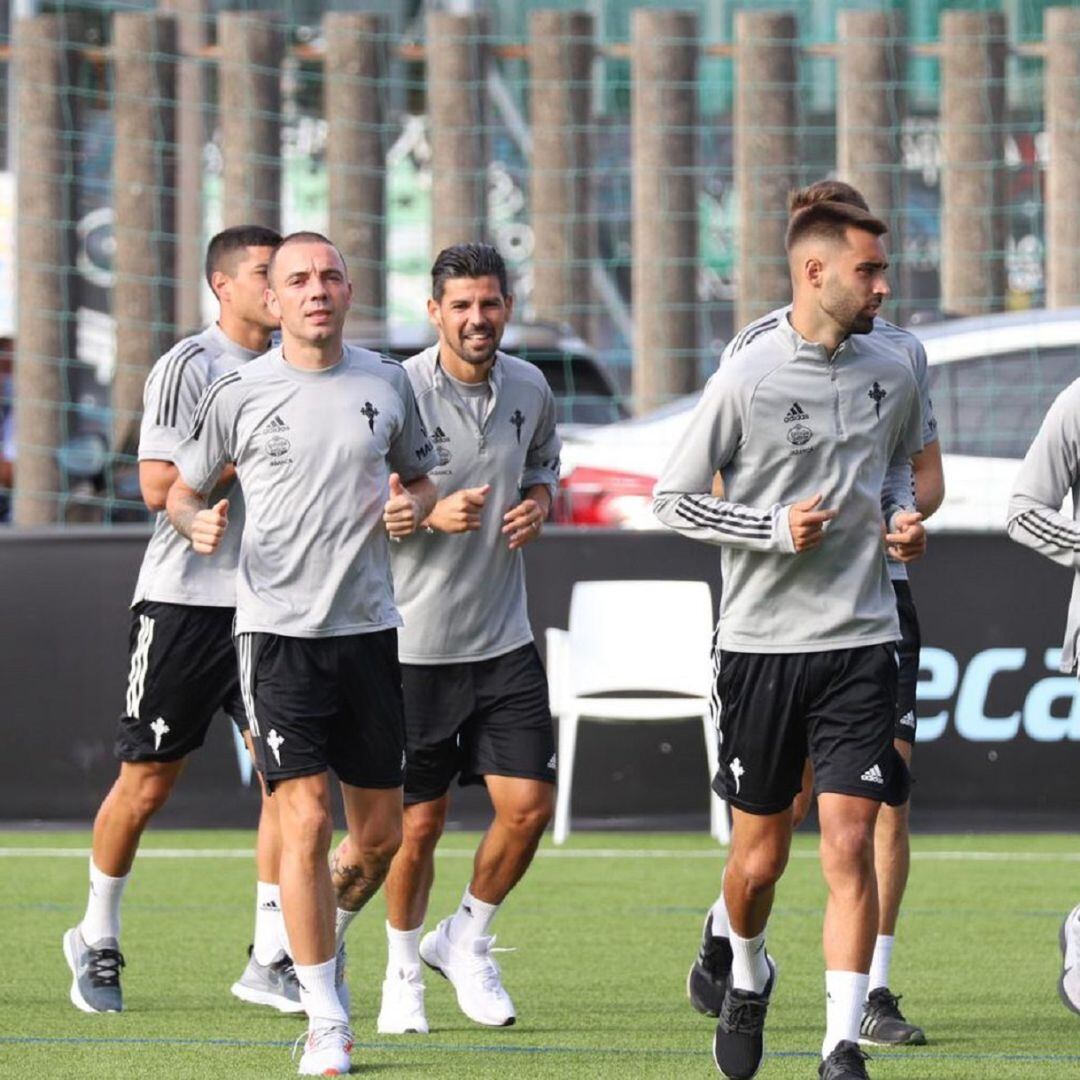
[
  {"x1": 911, "y1": 440, "x2": 944, "y2": 519},
  {"x1": 143, "y1": 461, "x2": 236, "y2": 513},
  {"x1": 166, "y1": 476, "x2": 228, "y2": 554}
]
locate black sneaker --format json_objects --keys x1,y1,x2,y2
[
  {"x1": 688, "y1": 914, "x2": 733, "y2": 1017},
  {"x1": 859, "y1": 987, "x2": 926, "y2": 1046},
  {"x1": 711, "y1": 956, "x2": 776, "y2": 1080},
  {"x1": 819, "y1": 1039, "x2": 870, "y2": 1079}
]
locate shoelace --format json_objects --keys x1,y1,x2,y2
[
  {"x1": 466, "y1": 946, "x2": 510, "y2": 994},
  {"x1": 86, "y1": 947, "x2": 125, "y2": 988},
  {"x1": 272, "y1": 954, "x2": 300, "y2": 990},
  {"x1": 721, "y1": 993, "x2": 768, "y2": 1035},
  {"x1": 828, "y1": 1042, "x2": 870, "y2": 1075},
  {"x1": 868, "y1": 989, "x2": 905, "y2": 1021},
  {"x1": 291, "y1": 1024, "x2": 354, "y2": 1063}
]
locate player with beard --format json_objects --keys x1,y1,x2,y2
[
  {"x1": 688, "y1": 181, "x2": 943, "y2": 1051},
  {"x1": 332, "y1": 243, "x2": 560, "y2": 1035},
  {"x1": 654, "y1": 200, "x2": 926, "y2": 1080}
]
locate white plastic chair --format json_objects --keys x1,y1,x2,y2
[{"x1": 545, "y1": 579, "x2": 729, "y2": 845}]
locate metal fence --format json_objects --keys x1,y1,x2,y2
[{"x1": 1, "y1": 2, "x2": 1078, "y2": 524}]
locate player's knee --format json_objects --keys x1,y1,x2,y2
[
  {"x1": 499, "y1": 796, "x2": 553, "y2": 839},
  {"x1": 821, "y1": 819, "x2": 875, "y2": 872},
  {"x1": 285, "y1": 800, "x2": 334, "y2": 854},
  {"x1": 733, "y1": 845, "x2": 788, "y2": 891},
  {"x1": 119, "y1": 764, "x2": 178, "y2": 821},
  {"x1": 401, "y1": 809, "x2": 445, "y2": 855}
]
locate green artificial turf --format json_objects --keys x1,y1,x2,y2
[{"x1": 2, "y1": 830, "x2": 1079, "y2": 1078}]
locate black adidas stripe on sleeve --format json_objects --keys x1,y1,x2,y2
[{"x1": 190, "y1": 371, "x2": 241, "y2": 441}]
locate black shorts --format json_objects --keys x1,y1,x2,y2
[
  {"x1": 712, "y1": 644, "x2": 910, "y2": 815},
  {"x1": 237, "y1": 629, "x2": 405, "y2": 792},
  {"x1": 402, "y1": 642, "x2": 555, "y2": 805},
  {"x1": 892, "y1": 579, "x2": 921, "y2": 745},
  {"x1": 114, "y1": 601, "x2": 246, "y2": 764}
]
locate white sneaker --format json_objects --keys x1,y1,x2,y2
[
  {"x1": 377, "y1": 964, "x2": 429, "y2": 1034},
  {"x1": 1060, "y1": 902, "x2": 1080, "y2": 1014},
  {"x1": 295, "y1": 1023, "x2": 353, "y2": 1076},
  {"x1": 419, "y1": 917, "x2": 515, "y2": 1027}
]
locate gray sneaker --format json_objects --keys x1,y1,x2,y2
[
  {"x1": 63, "y1": 925, "x2": 124, "y2": 1013},
  {"x1": 231, "y1": 945, "x2": 304, "y2": 1014},
  {"x1": 1059, "y1": 902, "x2": 1080, "y2": 1015}
]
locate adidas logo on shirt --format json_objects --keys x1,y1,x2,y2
[
  {"x1": 784, "y1": 402, "x2": 809, "y2": 424},
  {"x1": 860, "y1": 764, "x2": 884, "y2": 785},
  {"x1": 259, "y1": 414, "x2": 289, "y2": 433}
]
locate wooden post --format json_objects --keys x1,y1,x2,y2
[
  {"x1": 325, "y1": 12, "x2": 387, "y2": 328},
  {"x1": 12, "y1": 16, "x2": 73, "y2": 525},
  {"x1": 940, "y1": 11, "x2": 1007, "y2": 315},
  {"x1": 219, "y1": 12, "x2": 282, "y2": 230},
  {"x1": 529, "y1": 9, "x2": 594, "y2": 339},
  {"x1": 111, "y1": 12, "x2": 178, "y2": 456},
  {"x1": 1045, "y1": 7, "x2": 1080, "y2": 308},
  {"x1": 160, "y1": 0, "x2": 210, "y2": 334},
  {"x1": 735, "y1": 10, "x2": 798, "y2": 330},
  {"x1": 631, "y1": 9, "x2": 697, "y2": 413},
  {"x1": 427, "y1": 12, "x2": 488, "y2": 259},
  {"x1": 837, "y1": 10, "x2": 904, "y2": 231}
]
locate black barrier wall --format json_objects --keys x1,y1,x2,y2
[{"x1": 0, "y1": 527, "x2": 1075, "y2": 828}]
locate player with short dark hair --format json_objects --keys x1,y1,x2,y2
[
  {"x1": 167, "y1": 232, "x2": 437, "y2": 1077},
  {"x1": 654, "y1": 198, "x2": 926, "y2": 1080},
  {"x1": 62, "y1": 226, "x2": 293, "y2": 1017},
  {"x1": 1007, "y1": 378, "x2": 1080, "y2": 1017},
  {"x1": 339, "y1": 242, "x2": 560, "y2": 1036},
  {"x1": 688, "y1": 181, "x2": 943, "y2": 1051}
]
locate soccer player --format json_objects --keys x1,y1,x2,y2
[
  {"x1": 334, "y1": 242, "x2": 560, "y2": 1036},
  {"x1": 167, "y1": 231, "x2": 436, "y2": 1077},
  {"x1": 688, "y1": 181, "x2": 944, "y2": 1050},
  {"x1": 1006, "y1": 377, "x2": 1080, "y2": 1017},
  {"x1": 654, "y1": 198, "x2": 926, "y2": 1080},
  {"x1": 62, "y1": 226, "x2": 294, "y2": 1016}
]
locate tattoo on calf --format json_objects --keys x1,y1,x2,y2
[{"x1": 330, "y1": 850, "x2": 390, "y2": 913}]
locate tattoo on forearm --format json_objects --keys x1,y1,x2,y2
[{"x1": 330, "y1": 850, "x2": 391, "y2": 913}]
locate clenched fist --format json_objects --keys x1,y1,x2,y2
[{"x1": 192, "y1": 498, "x2": 229, "y2": 555}]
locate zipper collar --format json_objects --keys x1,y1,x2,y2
[{"x1": 777, "y1": 312, "x2": 854, "y2": 365}]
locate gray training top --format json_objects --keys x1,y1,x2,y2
[
  {"x1": 1007, "y1": 377, "x2": 1080, "y2": 673},
  {"x1": 132, "y1": 323, "x2": 262, "y2": 608},
  {"x1": 173, "y1": 344, "x2": 437, "y2": 638},
  {"x1": 654, "y1": 313, "x2": 923, "y2": 653},
  {"x1": 392, "y1": 346, "x2": 562, "y2": 664},
  {"x1": 720, "y1": 308, "x2": 939, "y2": 583}
]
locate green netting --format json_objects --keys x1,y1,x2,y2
[{"x1": 0, "y1": 1, "x2": 1074, "y2": 525}]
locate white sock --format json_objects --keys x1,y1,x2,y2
[
  {"x1": 81, "y1": 859, "x2": 129, "y2": 944},
  {"x1": 252, "y1": 882, "x2": 286, "y2": 965},
  {"x1": 708, "y1": 878, "x2": 730, "y2": 937},
  {"x1": 335, "y1": 907, "x2": 358, "y2": 951},
  {"x1": 868, "y1": 934, "x2": 894, "y2": 992},
  {"x1": 448, "y1": 887, "x2": 499, "y2": 945},
  {"x1": 386, "y1": 921, "x2": 422, "y2": 973},
  {"x1": 823, "y1": 970, "x2": 869, "y2": 1058},
  {"x1": 729, "y1": 929, "x2": 770, "y2": 993},
  {"x1": 295, "y1": 956, "x2": 348, "y2": 1027}
]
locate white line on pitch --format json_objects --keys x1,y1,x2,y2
[{"x1": 1, "y1": 846, "x2": 1079, "y2": 863}]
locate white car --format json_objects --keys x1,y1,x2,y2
[{"x1": 554, "y1": 308, "x2": 1080, "y2": 531}]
